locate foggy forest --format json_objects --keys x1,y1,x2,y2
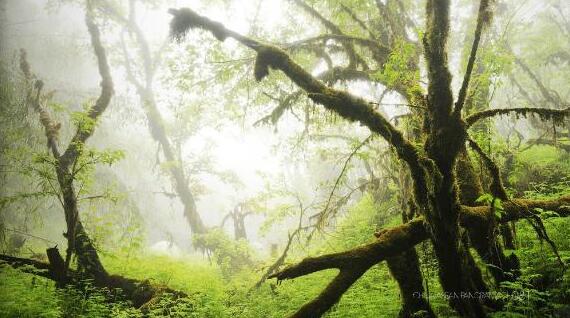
[{"x1": 1, "y1": 0, "x2": 569, "y2": 317}]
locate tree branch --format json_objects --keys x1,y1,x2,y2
[
  {"x1": 454, "y1": 0, "x2": 493, "y2": 115},
  {"x1": 465, "y1": 107, "x2": 570, "y2": 127},
  {"x1": 291, "y1": 0, "x2": 368, "y2": 69},
  {"x1": 467, "y1": 138, "x2": 508, "y2": 200},
  {"x1": 286, "y1": 34, "x2": 390, "y2": 65},
  {"x1": 269, "y1": 218, "x2": 428, "y2": 281},
  {"x1": 60, "y1": 11, "x2": 114, "y2": 167},
  {"x1": 168, "y1": 7, "x2": 423, "y2": 176},
  {"x1": 269, "y1": 195, "x2": 570, "y2": 317}
]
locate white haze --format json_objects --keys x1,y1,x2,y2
[{"x1": 3, "y1": 0, "x2": 550, "y2": 254}]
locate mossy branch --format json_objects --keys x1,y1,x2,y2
[
  {"x1": 60, "y1": 11, "x2": 114, "y2": 168},
  {"x1": 254, "y1": 67, "x2": 370, "y2": 126},
  {"x1": 454, "y1": 0, "x2": 494, "y2": 115},
  {"x1": 286, "y1": 34, "x2": 390, "y2": 65},
  {"x1": 269, "y1": 195, "x2": 570, "y2": 317},
  {"x1": 423, "y1": 0, "x2": 454, "y2": 118},
  {"x1": 168, "y1": 7, "x2": 423, "y2": 176},
  {"x1": 467, "y1": 138, "x2": 508, "y2": 200},
  {"x1": 465, "y1": 107, "x2": 570, "y2": 128},
  {"x1": 268, "y1": 218, "x2": 428, "y2": 281},
  {"x1": 274, "y1": 195, "x2": 570, "y2": 281}
]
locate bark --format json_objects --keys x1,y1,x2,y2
[
  {"x1": 20, "y1": 9, "x2": 112, "y2": 281},
  {"x1": 456, "y1": 146, "x2": 521, "y2": 284},
  {"x1": 456, "y1": 148, "x2": 484, "y2": 206},
  {"x1": 269, "y1": 218, "x2": 428, "y2": 318},
  {"x1": 423, "y1": 0, "x2": 487, "y2": 315},
  {"x1": 465, "y1": 107, "x2": 570, "y2": 128},
  {"x1": 387, "y1": 166, "x2": 434, "y2": 317},
  {"x1": 386, "y1": 251, "x2": 435, "y2": 318}
]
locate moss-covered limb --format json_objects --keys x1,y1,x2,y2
[
  {"x1": 289, "y1": 268, "x2": 368, "y2": 318},
  {"x1": 460, "y1": 195, "x2": 570, "y2": 225},
  {"x1": 268, "y1": 195, "x2": 570, "y2": 282},
  {"x1": 0, "y1": 253, "x2": 52, "y2": 278},
  {"x1": 269, "y1": 218, "x2": 428, "y2": 281},
  {"x1": 423, "y1": 0, "x2": 454, "y2": 120},
  {"x1": 267, "y1": 195, "x2": 570, "y2": 317},
  {"x1": 286, "y1": 34, "x2": 390, "y2": 65},
  {"x1": 467, "y1": 138, "x2": 508, "y2": 200},
  {"x1": 255, "y1": 67, "x2": 371, "y2": 126},
  {"x1": 19, "y1": 51, "x2": 61, "y2": 157},
  {"x1": 455, "y1": 147, "x2": 519, "y2": 284},
  {"x1": 169, "y1": 8, "x2": 425, "y2": 178},
  {"x1": 254, "y1": 228, "x2": 308, "y2": 289},
  {"x1": 386, "y1": 250, "x2": 436, "y2": 318},
  {"x1": 59, "y1": 11, "x2": 114, "y2": 169},
  {"x1": 454, "y1": 0, "x2": 493, "y2": 115},
  {"x1": 465, "y1": 107, "x2": 570, "y2": 128},
  {"x1": 456, "y1": 147, "x2": 485, "y2": 206},
  {"x1": 0, "y1": 250, "x2": 187, "y2": 309},
  {"x1": 270, "y1": 218, "x2": 428, "y2": 318}
]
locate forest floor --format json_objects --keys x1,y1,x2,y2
[{"x1": 1, "y1": 207, "x2": 570, "y2": 318}]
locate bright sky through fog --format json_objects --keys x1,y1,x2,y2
[{"x1": 128, "y1": 2, "x2": 287, "y2": 171}]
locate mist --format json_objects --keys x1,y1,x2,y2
[{"x1": 1, "y1": 0, "x2": 569, "y2": 317}]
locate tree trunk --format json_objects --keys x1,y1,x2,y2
[
  {"x1": 456, "y1": 147, "x2": 520, "y2": 284},
  {"x1": 140, "y1": 90, "x2": 206, "y2": 234},
  {"x1": 107, "y1": 0, "x2": 208, "y2": 236},
  {"x1": 386, "y1": 251, "x2": 435, "y2": 318},
  {"x1": 21, "y1": 10, "x2": 112, "y2": 282},
  {"x1": 386, "y1": 167, "x2": 434, "y2": 317}
]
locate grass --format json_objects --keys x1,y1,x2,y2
[{"x1": 2, "y1": 193, "x2": 570, "y2": 317}]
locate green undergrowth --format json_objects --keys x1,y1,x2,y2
[{"x1": 2, "y1": 192, "x2": 570, "y2": 317}]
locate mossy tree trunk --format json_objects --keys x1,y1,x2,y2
[
  {"x1": 383, "y1": 163, "x2": 434, "y2": 317},
  {"x1": 97, "y1": 0, "x2": 206, "y2": 235},
  {"x1": 168, "y1": 1, "x2": 570, "y2": 316},
  {"x1": 20, "y1": 8, "x2": 112, "y2": 283}
]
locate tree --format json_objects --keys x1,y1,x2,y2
[
  {"x1": 19, "y1": 9, "x2": 113, "y2": 280},
  {"x1": 7, "y1": 4, "x2": 185, "y2": 308},
  {"x1": 168, "y1": 1, "x2": 570, "y2": 317},
  {"x1": 95, "y1": 0, "x2": 207, "y2": 235}
]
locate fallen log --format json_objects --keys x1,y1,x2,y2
[{"x1": 0, "y1": 247, "x2": 187, "y2": 309}]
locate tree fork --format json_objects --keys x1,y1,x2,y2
[{"x1": 269, "y1": 195, "x2": 569, "y2": 317}]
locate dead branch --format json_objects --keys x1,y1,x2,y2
[{"x1": 317, "y1": 134, "x2": 373, "y2": 229}]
